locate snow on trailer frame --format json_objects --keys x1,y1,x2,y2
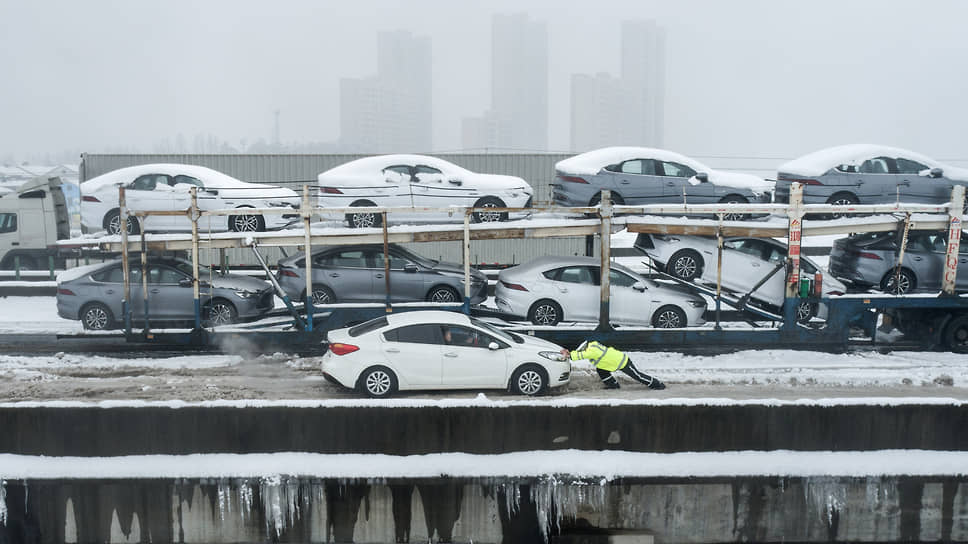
[{"x1": 56, "y1": 183, "x2": 968, "y2": 353}]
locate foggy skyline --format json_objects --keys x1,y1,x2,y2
[{"x1": 3, "y1": 0, "x2": 968, "y2": 166}]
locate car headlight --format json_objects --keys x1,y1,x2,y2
[
  {"x1": 234, "y1": 290, "x2": 258, "y2": 299},
  {"x1": 539, "y1": 351, "x2": 566, "y2": 362}
]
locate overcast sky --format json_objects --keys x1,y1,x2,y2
[{"x1": 3, "y1": 0, "x2": 967, "y2": 165}]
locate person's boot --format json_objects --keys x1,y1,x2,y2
[
  {"x1": 649, "y1": 380, "x2": 666, "y2": 390},
  {"x1": 604, "y1": 382, "x2": 620, "y2": 390}
]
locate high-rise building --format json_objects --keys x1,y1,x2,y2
[
  {"x1": 340, "y1": 30, "x2": 432, "y2": 153},
  {"x1": 569, "y1": 20, "x2": 666, "y2": 152},
  {"x1": 463, "y1": 13, "x2": 548, "y2": 152}
]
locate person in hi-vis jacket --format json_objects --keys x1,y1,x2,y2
[{"x1": 560, "y1": 340, "x2": 666, "y2": 390}]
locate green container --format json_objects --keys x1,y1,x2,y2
[{"x1": 799, "y1": 278, "x2": 811, "y2": 298}]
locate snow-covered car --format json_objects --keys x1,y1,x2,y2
[
  {"x1": 494, "y1": 256, "x2": 706, "y2": 327},
  {"x1": 775, "y1": 144, "x2": 968, "y2": 209},
  {"x1": 635, "y1": 234, "x2": 846, "y2": 321},
  {"x1": 56, "y1": 257, "x2": 275, "y2": 330},
  {"x1": 551, "y1": 147, "x2": 773, "y2": 220},
  {"x1": 81, "y1": 164, "x2": 301, "y2": 234},
  {"x1": 321, "y1": 310, "x2": 571, "y2": 398},
  {"x1": 829, "y1": 231, "x2": 968, "y2": 294},
  {"x1": 316, "y1": 154, "x2": 534, "y2": 228}
]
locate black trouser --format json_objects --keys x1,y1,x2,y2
[{"x1": 596, "y1": 360, "x2": 656, "y2": 388}]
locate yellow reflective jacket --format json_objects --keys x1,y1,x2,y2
[{"x1": 569, "y1": 341, "x2": 628, "y2": 372}]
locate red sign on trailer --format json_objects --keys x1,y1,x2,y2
[
  {"x1": 787, "y1": 218, "x2": 802, "y2": 297},
  {"x1": 943, "y1": 217, "x2": 962, "y2": 293}
]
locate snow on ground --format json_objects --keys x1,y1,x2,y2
[{"x1": 0, "y1": 296, "x2": 80, "y2": 334}]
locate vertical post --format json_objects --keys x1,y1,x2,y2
[
  {"x1": 302, "y1": 185, "x2": 313, "y2": 331},
  {"x1": 220, "y1": 248, "x2": 227, "y2": 275},
  {"x1": 382, "y1": 211, "x2": 391, "y2": 311},
  {"x1": 785, "y1": 183, "x2": 804, "y2": 300},
  {"x1": 942, "y1": 185, "x2": 965, "y2": 295},
  {"x1": 191, "y1": 187, "x2": 201, "y2": 329},
  {"x1": 715, "y1": 213, "x2": 724, "y2": 330},
  {"x1": 892, "y1": 213, "x2": 912, "y2": 295},
  {"x1": 120, "y1": 186, "x2": 132, "y2": 336},
  {"x1": 140, "y1": 224, "x2": 149, "y2": 335},
  {"x1": 598, "y1": 190, "x2": 612, "y2": 331},
  {"x1": 48, "y1": 255, "x2": 54, "y2": 280},
  {"x1": 463, "y1": 211, "x2": 471, "y2": 314},
  {"x1": 13, "y1": 256, "x2": 19, "y2": 281}
]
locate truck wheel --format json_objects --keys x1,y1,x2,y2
[{"x1": 943, "y1": 315, "x2": 968, "y2": 353}]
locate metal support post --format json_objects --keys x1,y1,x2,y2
[
  {"x1": 250, "y1": 241, "x2": 306, "y2": 330},
  {"x1": 463, "y1": 211, "x2": 471, "y2": 314},
  {"x1": 891, "y1": 213, "x2": 912, "y2": 296},
  {"x1": 191, "y1": 187, "x2": 201, "y2": 329},
  {"x1": 942, "y1": 185, "x2": 965, "y2": 295},
  {"x1": 784, "y1": 183, "x2": 805, "y2": 327},
  {"x1": 120, "y1": 187, "x2": 132, "y2": 336},
  {"x1": 598, "y1": 190, "x2": 613, "y2": 331},
  {"x1": 13, "y1": 256, "x2": 19, "y2": 281},
  {"x1": 715, "y1": 213, "x2": 724, "y2": 330},
  {"x1": 140, "y1": 226, "x2": 149, "y2": 336},
  {"x1": 302, "y1": 186, "x2": 313, "y2": 331},
  {"x1": 383, "y1": 211, "x2": 392, "y2": 311}
]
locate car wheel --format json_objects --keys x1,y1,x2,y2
[
  {"x1": 510, "y1": 364, "x2": 547, "y2": 396},
  {"x1": 826, "y1": 192, "x2": 859, "y2": 219},
  {"x1": 473, "y1": 196, "x2": 507, "y2": 223},
  {"x1": 359, "y1": 366, "x2": 397, "y2": 398},
  {"x1": 880, "y1": 269, "x2": 915, "y2": 295},
  {"x1": 229, "y1": 212, "x2": 265, "y2": 232},
  {"x1": 346, "y1": 202, "x2": 381, "y2": 228},
  {"x1": 528, "y1": 299, "x2": 562, "y2": 326},
  {"x1": 81, "y1": 302, "x2": 114, "y2": 330},
  {"x1": 795, "y1": 300, "x2": 817, "y2": 323},
  {"x1": 104, "y1": 209, "x2": 141, "y2": 235},
  {"x1": 652, "y1": 305, "x2": 687, "y2": 328},
  {"x1": 204, "y1": 299, "x2": 238, "y2": 326},
  {"x1": 943, "y1": 315, "x2": 968, "y2": 353},
  {"x1": 719, "y1": 194, "x2": 749, "y2": 221},
  {"x1": 667, "y1": 250, "x2": 703, "y2": 281},
  {"x1": 308, "y1": 285, "x2": 336, "y2": 305},
  {"x1": 427, "y1": 286, "x2": 460, "y2": 303}
]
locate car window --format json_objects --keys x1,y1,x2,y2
[
  {"x1": 329, "y1": 250, "x2": 368, "y2": 268},
  {"x1": 148, "y1": 265, "x2": 186, "y2": 284},
  {"x1": 608, "y1": 268, "x2": 639, "y2": 288},
  {"x1": 348, "y1": 316, "x2": 388, "y2": 337},
  {"x1": 960, "y1": 234, "x2": 968, "y2": 255},
  {"x1": 765, "y1": 247, "x2": 786, "y2": 264},
  {"x1": 130, "y1": 174, "x2": 161, "y2": 191},
  {"x1": 92, "y1": 266, "x2": 142, "y2": 284},
  {"x1": 619, "y1": 160, "x2": 643, "y2": 174},
  {"x1": 555, "y1": 266, "x2": 595, "y2": 285},
  {"x1": 660, "y1": 162, "x2": 697, "y2": 178},
  {"x1": 414, "y1": 165, "x2": 443, "y2": 175},
  {"x1": 442, "y1": 325, "x2": 506, "y2": 349},
  {"x1": 0, "y1": 212, "x2": 16, "y2": 234},
  {"x1": 912, "y1": 234, "x2": 946, "y2": 252},
  {"x1": 383, "y1": 323, "x2": 440, "y2": 344},
  {"x1": 172, "y1": 175, "x2": 203, "y2": 187},
  {"x1": 728, "y1": 239, "x2": 768, "y2": 259},
  {"x1": 859, "y1": 157, "x2": 894, "y2": 174},
  {"x1": 469, "y1": 316, "x2": 517, "y2": 344},
  {"x1": 895, "y1": 158, "x2": 928, "y2": 175},
  {"x1": 386, "y1": 250, "x2": 413, "y2": 270}
]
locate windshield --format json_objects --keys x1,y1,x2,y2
[
  {"x1": 172, "y1": 260, "x2": 211, "y2": 276},
  {"x1": 469, "y1": 317, "x2": 518, "y2": 343},
  {"x1": 393, "y1": 245, "x2": 436, "y2": 267}
]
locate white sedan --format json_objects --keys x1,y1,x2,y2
[
  {"x1": 317, "y1": 154, "x2": 534, "y2": 227},
  {"x1": 321, "y1": 310, "x2": 571, "y2": 398},
  {"x1": 81, "y1": 164, "x2": 301, "y2": 234}
]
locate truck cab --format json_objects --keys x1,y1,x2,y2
[{"x1": 0, "y1": 176, "x2": 71, "y2": 270}]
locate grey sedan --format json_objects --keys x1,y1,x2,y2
[
  {"x1": 829, "y1": 231, "x2": 968, "y2": 294},
  {"x1": 775, "y1": 144, "x2": 968, "y2": 208},
  {"x1": 276, "y1": 244, "x2": 488, "y2": 305},
  {"x1": 56, "y1": 258, "x2": 275, "y2": 330}
]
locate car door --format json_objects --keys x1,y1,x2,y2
[
  {"x1": 313, "y1": 248, "x2": 377, "y2": 302},
  {"x1": 659, "y1": 161, "x2": 700, "y2": 203},
  {"x1": 168, "y1": 174, "x2": 221, "y2": 231},
  {"x1": 546, "y1": 265, "x2": 600, "y2": 322},
  {"x1": 373, "y1": 247, "x2": 427, "y2": 302},
  {"x1": 906, "y1": 233, "x2": 946, "y2": 291},
  {"x1": 409, "y1": 164, "x2": 476, "y2": 218},
  {"x1": 381, "y1": 323, "x2": 443, "y2": 387},
  {"x1": 146, "y1": 264, "x2": 195, "y2": 320},
  {"x1": 439, "y1": 324, "x2": 508, "y2": 387},
  {"x1": 125, "y1": 174, "x2": 176, "y2": 231},
  {"x1": 378, "y1": 165, "x2": 417, "y2": 219},
  {"x1": 895, "y1": 157, "x2": 950, "y2": 204},
  {"x1": 720, "y1": 239, "x2": 784, "y2": 306},
  {"x1": 0, "y1": 212, "x2": 18, "y2": 262},
  {"x1": 607, "y1": 268, "x2": 654, "y2": 325},
  {"x1": 91, "y1": 265, "x2": 144, "y2": 322},
  {"x1": 856, "y1": 157, "x2": 904, "y2": 203},
  {"x1": 607, "y1": 159, "x2": 663, "y2": 204}
]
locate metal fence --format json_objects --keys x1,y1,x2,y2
[{"x1": 79, "y1": 153, "x2": 589, "y2": 266}]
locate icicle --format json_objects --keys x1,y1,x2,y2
[
  {"x1": 804, "y1": 476, "x2": 847, "y2": 527},
  {"x1": 217, "y1": 479, "x2": 231, "y2": 522},
  {"x1": 1, "y1": 479, "x2": 7, "y2": 526}
]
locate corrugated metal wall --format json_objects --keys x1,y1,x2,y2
[{"x1": 79, "y1": 153, "x2": 594, "y2": 266}]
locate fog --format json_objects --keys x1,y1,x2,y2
[{"x1": 2, "y1": 0, "x2": 967, "y2": 166}]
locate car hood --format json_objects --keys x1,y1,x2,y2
[
  {"x1": 211, "y1": 273, "x2": 271, "y2": 292},
  {"x1": 703, "y1": 171, "x2": 774, "y2": 194},
  {"x1": 511, "y1": 331, "x2": 566, "y2": 352}
]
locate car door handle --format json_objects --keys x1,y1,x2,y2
[
  {"x1": 150, "y1": 288, "x2": 161, "y2": 293},
  {"x1": 328, "y1": 273, "x2": 340, "y2": 277},
  {"x1": 913, "y1": 257, "x2": 922, "y2": 261},
  {"x1": 105, "y1": 289, "x2": 114, "y2": 294},
  {"x1": 557, "y1": 287, "x2": 568, "y2": 293},
  {"x1": 665, "y1": 182, "x2": 675, "y2": 186},
  {"x1": 375, "y1": 274, "x2": 384, "y2": 278},
  {"x1": 751, "y1": 263, "x2": 761, "y2": 267},
  {"x1": 620, "y1": 180, "x2": 630, "y2": 185},
  {"x1": 10, "y1": 242, "x2": 18, "y2": 246},
  {"x1": 444, "y1": 352, "x2": 458, "y2": 358},
  {"x1": 385, "y1": 348, "x2": 400, "y2": 353}
]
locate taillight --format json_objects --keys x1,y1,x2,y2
[
  {"x1": 328, "y1": 343, "x2": 359, "y2": 355},
  {"x1": 321, "y1": 187, "x2": 343, "y2": 194},
  {"x1": 500, "y1": 280, "x2": 528, "y2": 291},
  {"x1": 279, "y1": 269, "x2": 299, "y2": 277},
  {"x1": 57, "y1": 288, "x2": 76, "y2": 296},
  {"x1": 857, "y1": 252, "x2": 882, "y2": 260},
  {"x1": 558, "y1": 175, "x2": 588, "y2": 184},
  {"x1": 82, "y1": 196, "x2": 101, "y2": 202}
]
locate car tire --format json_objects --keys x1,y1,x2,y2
[
  {"x1": 426, "y1": 285, "x2": 460, "y2": 303},
  {"x1": 307, "y1": 285, "x2": 336, "y2": 305},
  {"x1": 667, "y1": 250, "x2": 703, "y2": 281},
  {"x1": 528, "y1": 299, "x2": 562, "y2": 326},
  {"x1": 510, "y1": 364, "x2": 547, "y2": 396},
  {"x1": 880, "y1": 269, "x2": 916, "y2": 295},
  {"x1": 719, "y1": 194, "x2": 749, "y2": 221},
  {"x1": 204, "y1": 298, "x2": 238, "y2": 326},
  {"x1": 652, "y1": 305, "x2": 687, "y2": 328},
  {"x1": 229, "y1": 212, "x2": 265, "y2": 232},
  {"x1": 346, "y1": 202, "x2": 381, "y2": 229},
  {"x1": 826, "y1": 192, "x2": 859, "y2": 219},
  {"x1": 80, "y1": 302, "x2": 114, "y2": 330},
  {"x1": 795, "y1": 300, "x2": 817, "y2": 323},
  {"x1": 943, "y1": 315, "x2": 968, "y2": 353},
  {"x1": 104, "y1": 209, "x2": 141, "y2": 235},
  {"x1": 359, "y1": 366, "x2": 397, "y2": 398},
  {"x1": 473, "y1": 196, "x2": 507, "y2": 223}
]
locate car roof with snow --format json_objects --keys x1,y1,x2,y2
[
  {"x1": 777, "y1": 144, "x2": 948, "y2": 177},
  {"x1": 383, "y1": 310, "x2": 472, "y2": 327},
  {"x1": 81, "y1": 163, "x2": 254, "y2": 192},
  {"x1": 318, "y1": 154, "x2": 470, "y2": 179}
]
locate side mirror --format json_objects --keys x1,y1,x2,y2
[
  {"x1": 695, "y1": 172, "x2": 709, "y2": 183},
  {"x1": 488, "y1": 341, "x2": 500, "y2": 350},
  {"x1": 929, "y1": 167, "x2": 944, "y2": 178},
  {"x1": 632, "y1": 281, "x2": 647, "y2": 292},
  {"x1": 403, "y1": 263, "x2": 418, "y2": 273},
  {"x1": 178, "y1": 278, "x2": 193, "y2": 288}
]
